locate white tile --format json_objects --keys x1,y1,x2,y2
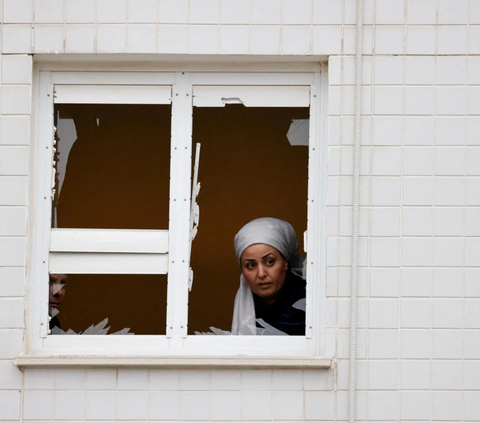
[
  {"x1": 400, "y1": 359, "x2": 431, "y2": 389},
  {"x1": 472, "y1": 0, "x2": 480, "y2": 23},
  {"x1": 190, "y1": 0, "x2": 219, "y2": 23},
  {"x1": 438, "y1": 0, "x2": 468, "y2": 24},
  {"x1": 369, "y1": 329, "x2": 399, "y2": 358},
  {"x1": 404, "y1": 117, "x2": 434, "y2": 146},
  {"x1": 313, "y1": 0, "x2": 342, "y2": 24},
  {"x1": 343, "y1": 25, "x2": 374, "y2": 55},
  {"x1": 272, "y1": 391, "x2": 303, "y2": 421},
  {"x1": 436, "y1": 87, "x2": 466, "y2": 115},
  {"x1": 337, "y1": 359, "x2": 367, "y2": 390},
  {"x1": 242, "y1": 370, "x2": 272, "y2": 391},
  {"x1": 2, "y1": 24, "x2": 32, "y2": 53},
  {"x1": 0, "y1": 360, "x2": 22, "y2": 389},
  {"x1": 466, "y1": 268, "x2": 480, "y2": 297},
  {"x1": 402, "y1": 237, "x2": 432, "y2": 267},
  {"x1": 188, "y1": 25, "x2": 218, "y2": 54},
  {"x1": 241, "y1": 391, "x2": 272, "y2": 421},
  {"x1": 251, "y1": 0, "x2": 281, "y2": 24},
  {"x1": 127, "y1": 24, "x2": 156, "y2": 52},
  {"x1": 401, "y1": 299, "x2": 431, "y2": 328},
  {"x1": 436, "y1": 117, "x2": 466, "y2": 146},
  {"x1": 1, "y1": 55, "x2": 32, "y2": 84},
  {"x1": 465, "y1": 391, "x2": 480, "y2": 421},
  {"x1": 158, "y1": 0, "x2": 188, "y2": 23},
  {"x1": 0, "y1": 238, "x2": 26, "y2": 266},
  {"x1": 0, "y1": 207, "x2": 26, "y2": 236},
  {"x1": 179, "y1": 391, "x2": 210, "y2": 420},
  {"x1": 375, "y1": 26, "x2": 404, "y2": 54},
  {"x1": 368, "y1": 360, "x2": 398, "y2": 390},
  {"x1": 371, "y1": 177, "x2": 401, "y2": 206},
  {"x1": 117, "y1": 369, "x2": 148, "y2": 390},
  {"x1": 469, "y1": 26, "x2": 480, "y2": 54},
  {"x1": 85, "y1": 369, "x2": 116, "y2": 389},
  {"x1": 433, "y1": 299, "x2": 463, "y2": 328},
  {"x1": 432, "y1": 360, "x2": 463, "y2": 390},
  {"x1": 23, "y1": 390, "x2": 54, "y2": 420},
  {"x1": 251, "y1": 26, "x2": 281, "y2": 54},
  {"x1": 66, "y1": 0, "x2": 95, "y2": 23},
  {"x1": 158, "y1": 25, "x2": 187, "y2": 54},
  {"x1": 1, "y1": 86, "x2": 31, "y2": 115},
  {"x1": 403, "y1": 177, "x2": 434, "y2": 206},
  {"x1": 405, "y1": 87, "x2": 434, "y2": 115},
  {"x1": 150, "y1": 369, "x2": 179, "y2": 390},
  {"x1": 468, "y1": 86, "x2": 480, "y2": 115},
  {"x1": 434, "y1": 177, "x2": 464, "y2": 206},
  {"x1": 374, "y1": 56, "x2": 403, "y2": 85},
  {"x1": 466, "y1": 208, "x2": 480, "y2": 237},
  {"x1": 210, "y1": 391, "x2": 241, "y2": 421},
  {"x1": 432, "y1": 391, "x2": 463, "y2": 421},
  {"x1": 312, "y1": 26, "x2": 342, "y2": 55},
  {"x1": 0, "y1": 390, "x2": 21, "y2": 420},
  {"x1": 376, "y1": 0, "x2": 404, "y2": 23},
  {"x1": 407, "y1": 0, "x2": 436, "y2": 23},
  {"x1": 98, "y1": 0, "x2": 127, "y2": 23},
  {"x1": 0, "y1": 298, "x2": 24, "y2": 328},
  {"x1": 219, "y1": 26, "x2": 249, "y2": 54},
  {"x1": 374, "y1": 87, "x2": 402, "y2": 115},
  {"x1": 272, "y1": 370, "x2": 302, "y2": 390},
  {"x1": 55, "y1": 369, "x2": 85, "y2": 389},
  {"x1": 282, "y1": 26, "x2": 310, "y2": 55},
  {"x1": 465, "y1": 330, "x2": 480, "y2": 358},
  {"x1": 370, "y1": 207, "x2": 400, "y2": 236},
  {"x1": 369, "y1": 299, "x2": 399, "y2": 328},
  {"x1": 401, "y1": 329, "x2": 431, "y2": 358},
  {"x1": 400, "y1": 391, "x2": 431, "y2": 420},
  {"x1": 433, "y1": 237, "x2": 464, "y2": 267},
  {"x1": 220, "y1": 0, "x2": 250, "y2": 24},
  {"x1": 97, "y1": 24, "x2": 126, "y2": 53},
  {"x1": 54, "y1": 390, "x2": 85, "y2": 420},
  {"x1": 403, "y1": 147, "x2": 433, "y2": 176},
  {"x1": 405, "y1": 56, "x2": 435, "y2": 85},
  {"x1": 368, "y1": 391, "x2": 398, "y2": 421},
  {"x1": 179, "y1": 370, "x2": 210, "y2": 390},
  {"x1": 467, "y1": 241, "x2": 480, "y2": 267},
  {"x1": 438, "y1": 26, "x2": 467, "y2": 54},
  {"x1": 148, "y1": 391, "x2": 179, "y2": 420},
  {"x1": 0, "y1": 176, "x2": 28, "y2": 205},
  {"x1": 210, "y1": 370, "x2": 241, "y2": 390},
  {"x1": 370, "y1": 238, "x2": 400, "y2": 267},
  {"x1": 465, "y1": 299, "x2": 480, "y2": 329},
  {"x1": 117, "y1": 390, "x2": 147, "y2": 420},
  {"x1": 433, "y1": 268, "x2": 463, "y2": 297},
  {"x1": 370, "y1": 268, "x2": 400, "y2": 297},
  {"x1": 464, "y1": 360, "x2": 480, "y2": 389},
  {"x1": 65, "y1": 24, "x2": 95, "y2": 53},
  {"x1": 25, "y1": 369, "x2": 55, "y2": 389},
  {"x1": 436, "y1": 56, "x2": 467, "y2": 85},
  {"x1": 371, "y1": 147, "x2": 401, "y2": 176},
  {"x1": 282, "y1": 0, "x2": 311, "y2": 24},
  {"x1": 0, "y1": 329, "x2": 23, "y2": 358},
  {"x1": 4, "y1": 0, "x2": 33, "y2": 23},
  {"x1": 0, "y1": 146, "x2": 29, "y2": 175},
  {"x1": 467, "y1": 118, "x2": 480, "y2": 145},
  {"x1": 466, "y1": 178, "x2": 480, "y2": 205},
  {"x1": 432, "y1": 329, "x2": 462, "y2": 358},
  {"x1": 35, "y1": 0, "x2": 65, "y2": 23},
  {"x1": 0, "y1": 116, "x2": 30, "y2": 145},
  {"x1": 402, "y1": 268, "x2": 432, "y2": 297},
  {"x1": 433, "y1": 207, "x2": 464, "y2": 236},
  {"x1": 406, "y1": 26, "x2": 436, "y2": 54},
  {"x1": 127, "y1": 0, "x2": 157, "y2": 23},
  {"x1": 34, "y1": 24, "x2": 65, "y2": 53},
  {"x1": 85, "y1": 391, "x2": 116, "y2": 420},
  {"x1": 303, "y1": 369, "x2": 334, "y2": 390},
  {"x1": 305, "y1": 391, "x2": 334, "y2": 420},
  {"x1": 467, "y1": 147, "x2": 480, "y2": 176},
  {"x1": 468, "y1": 57, "x2": 480, "y2": 84}
]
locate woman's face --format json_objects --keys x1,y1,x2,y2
[{"x1": 241, "y1": 243, "x2": 288, "y2": 305}]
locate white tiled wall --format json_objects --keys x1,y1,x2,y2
[{"x1": 0, "y1": 0, "x2": 479, "y2": 421}]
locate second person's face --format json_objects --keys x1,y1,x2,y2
[{"x1": 241, "y1": 243, "x2": 288, "y2": 305}]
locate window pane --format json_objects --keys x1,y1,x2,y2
[
  {"x1": 48, "y1": 274, "x2": 167, "y2": 335},
  {"x1": 53, "y1": 104, "x2": 171, "y2": 229},
  {"x1": 188, "y1": 106, "x2": 309, "y2": 335}
]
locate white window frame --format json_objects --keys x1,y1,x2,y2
[{"x1": 25, "y1": 68, "x2": 328, "y2": 360}]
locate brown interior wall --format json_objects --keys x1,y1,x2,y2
[{"x1": 188, "y1": 106, "x2": 309, "y2": 334}]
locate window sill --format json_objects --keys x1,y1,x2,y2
[{"x1": 15, "y1": 355, "x2": 333, "y2": 370}]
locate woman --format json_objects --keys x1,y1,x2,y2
[{"x1": 231, "y1": 217, "x2": 306, "y2": 336}]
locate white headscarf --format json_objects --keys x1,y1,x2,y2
[{"x1": 231, "y1": 217, "x2": 305, "y2": 335}]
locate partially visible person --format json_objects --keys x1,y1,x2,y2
[
  {"x1": 231, "y1": 217, "x2": 306, "y2": 336},
  {"x1": 49, "y1": 273, "x2": 67, "y2": 330}
]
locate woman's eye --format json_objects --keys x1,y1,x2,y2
[
  {"x1": 265, "y1": 259, "x2": 275, "y2": 266},
  {"x1": 245, "y1": 263, "x2": 256, "y2": 270}
]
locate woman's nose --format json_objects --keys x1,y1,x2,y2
[{"x1": 257, "y1": 265, "x2": 267, "y2": 278}]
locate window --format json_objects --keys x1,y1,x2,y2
[{"x1": 26, "y1": 69, "x2": 328, "y2": 358}]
